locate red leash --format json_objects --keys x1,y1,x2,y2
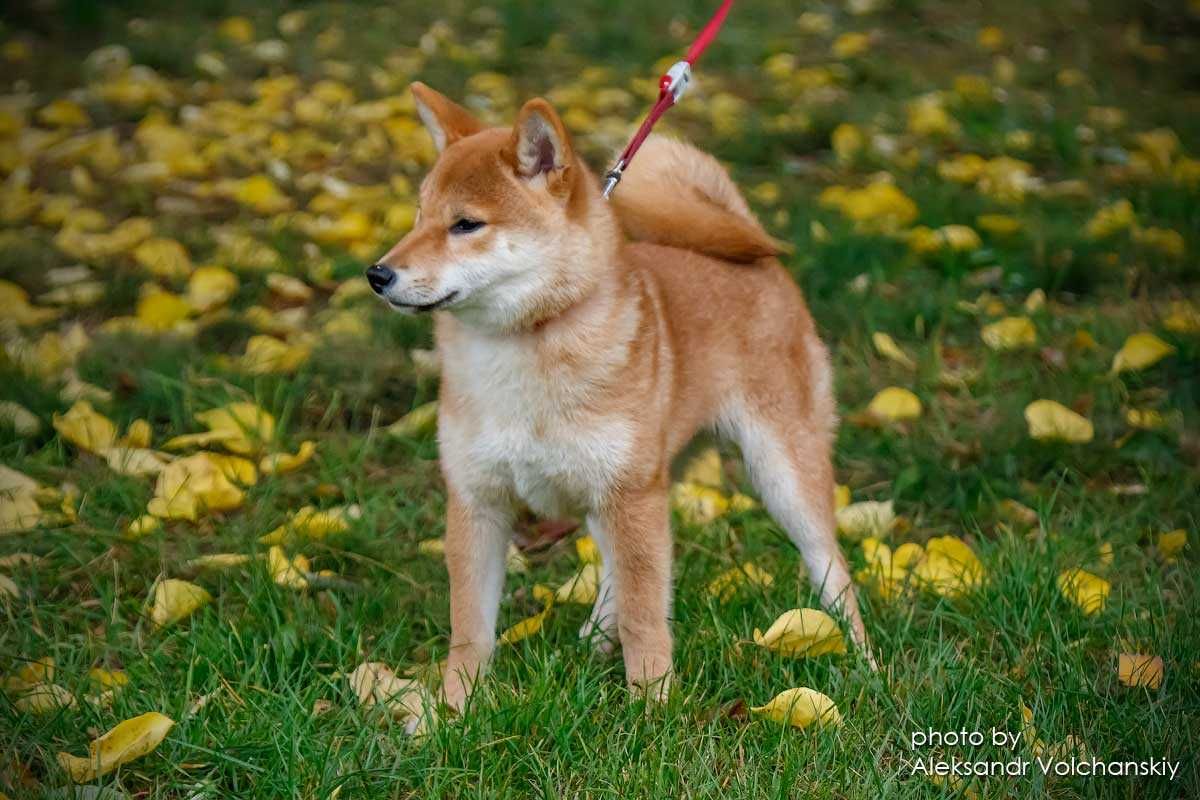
[{"x1": 601, "y1": 0, "x2": 735, "y2": 199}]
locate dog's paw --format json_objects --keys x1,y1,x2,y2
[
  {"x1": 628, "y1": 671, "x2": 672, "y2": 704},
  {"x1": 439, "y1": 674, "x2": 471, "y2": 714}
]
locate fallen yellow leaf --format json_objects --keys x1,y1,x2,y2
[
  {"x1": 4, "y1": 656, "x2": 55, "y2": 694},
  {"x1": 186, "y1": 553, "x2": 255, "y2": 570},
  {"x1": 907, "y1": 93, "x2": 960, "y2": 138},
  {"x1": 260, "y1": 504, "x2": 359, "y2": 544},
  {"x1": 259, "y1": 441, "x2": 317, "y2": 475},
  {"x1": 831, "y1": 123, "x2": 864, "y2": 164},
  {"x1": 102, "y1": 447, "x2": 173, "y2": 477},
  {"x1": 1022, "y1": 289, "x2": 1051, "y2": 311},
  {"x1": 1162, "y1": 301, "x2": 1199, "y2": 334},
  {"x1": 670, "y1": 481, "x2": 730, "y2": 525},
  {"x1": 728, "y1": 491, "x2": 757, "y2": 512},
  {"x1": 867, "y1": 387, "x2": 922, "y2": 421},
  {"x1": 121, "y1": 418, "x2": 152, "y2": 448},
  {"x1": 230, "y1": 174, "x2": 292, "y2": 214},
  {"x1": 195, "y1": 402, "x2": 275, "y2": 454},
  {"x1": 707, "y1": 562, "x2": 774, "y2": 603},
  {"x1": 386, "y1": 401, "x2": 438, "y2": 437},
  {"x1": 998, "y1": 499, "x2": 1038, "y2": 528},
  {"x1": 165, "y1": 403, "x2": 275, "y2": 455},
  {"x1": 266, "y1": 272, "x2": 314, "y2": 303},
  {"x1": 15, "y1": 682, "x2": 75, "y2": 713},
  {"x1": 0, "y1": 466, "x2": 44, "y2": 533},
  {"x1": 88, "y1": 668, "x2": 130, "y2": 689},
  {"x1": 912, "y1": 536, "x2": 985, "y2": 596},
  {"x1": 52, "y1": 400, "x2": 117, "y2": 453},
  {"x1": 555, "y1": 563, "x2": 601, "y2": 604},
  {"x1": 0, "y1": 402, "x2": 41, "y2": 437},
  {"x1": 132, "y1": 237, "x2": 192, "y2": 279},
  {"x1": 505, "y1": 542, "x2": 530, "y2": 574},
  {"x1": 124, "y1": 514, "x2": 161, "y2": 540},
  {"x1": 856, "y1": 537, "x2": 924, "y2": 600},
  {"x1": 348, "y1": 661, "x2": 435, "y2": 735},
  {"x1": 575, "y1": 535, "x2": 602, "y2": 565},
  {"x1": 56, "y1": 711, "x2": 175, "y2": 782},
  {"x1": 1124, "y1": 408, "x2": 1167, "y2": 430},
  {"x1": 872, "y1": 332, "x2": 916, "y2": 369},
  {"x1": 267, "y1": 545, "x2": 310, "y2": 589},
  {"x1": 0, "y1": 552, "x2": 40, "y2": 569},
  {"x1": 836, "y1": 500, "x2": 895, "y2": 539},
  {"x1": 832, "y1": 31, "x2": 870, "y2": 59},
  {"x1": 1057, "y1": 568, "x2": 1110, "y2": 615},
  {"x1": 147, "y1": 453, "x2": 246, "y2": 520},
  {"x1": 981, "y1": 316, "x2": 1036, "y2": 350},
  {"x1": 818, "y1": 181, "x2": 919, "y2": 233},
  {"x1": 499, "y1": 606, "x2": 551, "y2": 645},
  {"x1": 1117, "y1": 653, "x2": 1163, "y2": 689},
  {"x1": 135, "y1": 289, "x2": 194, "y2": 333},
  {"x1": 976, "y1": 213, "x2": 1022, "y2": 236},
  {"x1": 218, "y1": 15, "x2": 254, "y2": 42},
  {"x1": 185, "y1": 265, "x2": 239, "y2": 312},
  {"x1": 753, "y1": 608, "x2": 846, "y2": 657},
  {"x1": 751, "y1": 687, "x2": 841, "y2": 729},
  {"x1": 237, "y1": 334, "x2": 311, "y2": 374},
  {"x1": 1024, "y1": 400, "x2": 1093, "y2": 443},
  {"x1": 416, "y1": 538, "x2": 444, "y2": 556},
  {"x1": 909, "y1": 224, "x2": 982, "y2": 255},
  {"x1": 1110, "y1": 332, "x2": 1175, "y2": 374},
  {"x1": 1084, "y1": 199, "x2": 1135, "y2": 239},
  {"x1": 1156, "y1": 529, "x2": 1186, "y2": 560},
  {"x1": 834, "y1": 484, "x2": 851, "y2": 510},
  {"x1": 681, "y1": 447, "x2": 724, "y2": 488},
  {"x1": 150, "y1": 578, "x2": 211, "y2": 628},
  {"x1": 206, "y1": 453, "x2": 258, "y2": 486},
  {"x1": 0, "y1": 280, "x2": 62, "y2": 325}
]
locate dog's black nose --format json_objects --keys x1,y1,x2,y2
[{"x1": 366, "y1": 264, "x2": 395, "y2": 294}]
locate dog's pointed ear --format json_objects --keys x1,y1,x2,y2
[
  {"x1": 410, "y1": 82, "x2": 483, "y2": 153},
  {"x1": 508, "y1": 98, "x2": 573, "y2": 192}
]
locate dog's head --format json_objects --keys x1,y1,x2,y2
[{"x1": 367, "y1": 83, "x2": 605, "y2": 331}]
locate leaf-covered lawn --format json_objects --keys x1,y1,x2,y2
[{"x1": 1, "y1": 1, "x2": 1197, "y2": 797}]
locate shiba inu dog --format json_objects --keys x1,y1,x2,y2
[{"x1": 367, "y1": 82, "x2": 870, "y2": 710}]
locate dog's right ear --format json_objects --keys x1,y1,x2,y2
[{"x1": 410, "y1": 82, "x2": 483, "y2": 153}]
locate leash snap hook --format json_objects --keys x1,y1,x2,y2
[{"x1": 601, "y1": 160, "x2": 625, "y2": 200}]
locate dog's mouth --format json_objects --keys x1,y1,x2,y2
[{"x1": 388, "y1": 290, "x2": 460, "y2": 313}]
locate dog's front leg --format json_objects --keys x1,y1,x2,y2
[
  {"x1": 442, "y1": 490, "x2": 510, "y2": 713},
  {"x1": 600, "y1": 486, "x2": 673, "y2": 701}
]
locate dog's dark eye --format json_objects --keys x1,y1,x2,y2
[{"x1": 449, "y1": 218, "x2": 486, "y2": 234}]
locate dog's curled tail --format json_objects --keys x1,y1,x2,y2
[{"x1": 608, "y1": 135, "x2": 789, "y2": 264}]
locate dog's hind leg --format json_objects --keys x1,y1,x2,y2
[{"x1": 724, "y1": 405, "x2": 873, "y2": 663}]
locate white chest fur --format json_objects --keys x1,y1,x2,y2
[{"x1": 440, "y1": 332, "x2": 634, "y2": 517}]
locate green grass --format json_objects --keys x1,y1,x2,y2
[{"x1": 1, "y1": 0, "x2": 1198, "y2": 797}]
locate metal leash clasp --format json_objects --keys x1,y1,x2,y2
[{"x1": 601, "y1": 159, "x2": 625, "y2": 200}]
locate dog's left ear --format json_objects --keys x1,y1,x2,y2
[{"x1": 508, "y1": 98, "x2": 573, "y2": 196}]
